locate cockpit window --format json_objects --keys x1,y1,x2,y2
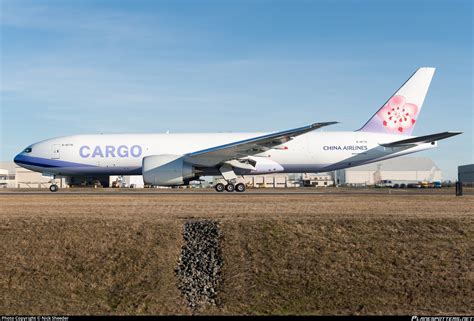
[{"x1": 23, "y1": 147, "x2": 32, "y2": 153}]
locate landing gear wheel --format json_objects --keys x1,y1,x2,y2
[
  {"x1": 235, "y1": 183, "x2": 246, "y2": 192},
  {"x1": 49, "y1": 184, "x2": 59, "y2": 192},
  {"x1": 225, "y1": 183, "x2": 235, "y2": 192},
  {"x1": 215, "y1": 183, "x2": 225, "y2": 192}
]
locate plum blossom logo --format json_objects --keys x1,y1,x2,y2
[{"x1": 377, "y1": 95, "x2": 418, "y2": 133}]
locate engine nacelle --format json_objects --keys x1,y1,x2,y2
[{"x1": 142, "y1": 154, "x2": 195, "y2": 186}]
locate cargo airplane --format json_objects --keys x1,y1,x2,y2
[{"x1": 14, "y1": 67, "x2": 461, "y2": 192}]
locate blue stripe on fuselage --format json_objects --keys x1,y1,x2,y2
[{"x1": 14, "y1": 154, "x2": 97, "y2": 168}]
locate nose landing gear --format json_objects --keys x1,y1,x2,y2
[{"x1": 47, "y1": 175, "x2": 59, "y2": 192}]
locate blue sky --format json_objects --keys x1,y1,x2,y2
[{"x1": 1, "y1": 0, "x2": 472, "y2": 179}]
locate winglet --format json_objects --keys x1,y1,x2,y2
[{"x1": 311, "y1": 121, "x2": 339, "y2": 130}]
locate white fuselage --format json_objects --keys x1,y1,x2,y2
[{"x1": 14, "y1": 131, "x2": 436, "y2": 178}]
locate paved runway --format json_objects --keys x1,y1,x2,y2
[{"x1": 0, "y1": 189, "x2": 468, "y2": 196}]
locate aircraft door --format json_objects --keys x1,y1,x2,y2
[{"x1": 52, "y1": 144, "x2": 61, "y2": 159}]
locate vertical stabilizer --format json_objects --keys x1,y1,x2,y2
[{"x1": 358, "y1": 67, "x2": 435, "y2": 135}]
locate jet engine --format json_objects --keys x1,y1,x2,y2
[{"x1": 142, "y1": 154, "x2": 195, "y2": 186}]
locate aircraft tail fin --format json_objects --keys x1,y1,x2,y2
[{"x1": 358, "y1": 67, "x2": 436, "y2": 136}]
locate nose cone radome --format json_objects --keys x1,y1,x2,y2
[{"x1": 13, "y1": 153, "x2": 21, "y2": 165}]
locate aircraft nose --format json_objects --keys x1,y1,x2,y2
[{"x1": 13, "y1": 153, "x2": 21, "y2": 165}]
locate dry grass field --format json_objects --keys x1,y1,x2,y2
[{"x1": 1, "y1": 190, "x2": 473, "y2": 315}]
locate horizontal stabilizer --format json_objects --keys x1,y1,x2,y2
[{"x1": 380, "y1": 131, "x2": 462, "y2": 147}]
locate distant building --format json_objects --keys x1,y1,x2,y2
[
  {"x1": 336, "y1": 157, "x2": 442, "y2": 186},
  {"x1": 0, "y1": 162, "x2": 16, "y2": 188},
  {"x1": 15, "y1": 166, "x2": 51, "y2": 188},
  {"x1": 458, "y1": 164, "x2": 474, "y2": 186},
  {"x1": 110, "y1": 175, "x2": 145, "y2": 188},
  {"x1": 0, "y1": 161, "x2": 65, "y2": 188},
  {"x1": 213, "y1": 173, "x2": 333, "y2": 188},
  {"x1": 301, "y1": 173, "x2": 334, "y2": 187},
  {"x1": 234, "y1": 173, "x2": 299, "y2": 188}
]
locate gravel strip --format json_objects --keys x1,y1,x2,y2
[{"x1": 175, "y1": 220, "x2": 223, "y2": 310}]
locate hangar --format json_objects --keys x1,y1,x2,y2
[
  {"x1": 0, "y1": 162, "x2": 16, "y2": 188},
  {"x1": 458, "y1": 164, "x2": 474, "y2": 186},
  {"x1": 0, "y1": 161, "x2": 66, "y2": 188},
  {"x1": 336, "y1": 157, "x2": 443, "y2": 186}
]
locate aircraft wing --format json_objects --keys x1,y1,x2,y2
[
  {"x1": 184, "y1": 122, "x2": 338, "y2": 167},
  {"x1": 380, "y1": 131, "x2": 462, "y2": 147}
]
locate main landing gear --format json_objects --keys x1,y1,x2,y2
[
  {"x1": 215, "y1": 183, "x2": 225, "y2": 192},
  {"x1": 215, "y1": 164, "x2": 246, "y2": 192},
  {"x1": 214, "y1": 182, "x2": 246, "y2": 193}
]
